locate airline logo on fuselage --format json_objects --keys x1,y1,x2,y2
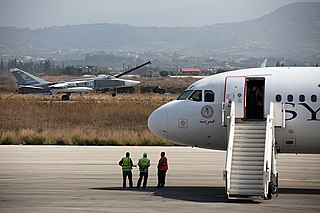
[
  {"x1": 285, "y1": 103, "x2": 320, "y2": 121},
  {"x1": 200, "y1": 105, "x2": 215, "y2": 125}
]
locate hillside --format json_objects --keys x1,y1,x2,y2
[{"x1": 0, "y1": 2, "x2": 319, "y2": 61}]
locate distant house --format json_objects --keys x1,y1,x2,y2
[{"x1": 179, "y1": 68, "x2": 201, "y2": 76}]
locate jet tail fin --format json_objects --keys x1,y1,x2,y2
[
  {"x1": 10, "y1": 68, "x2": 49, "y2": 85},
  {"x1": 260, "y1": 59, "x2": 267, "y2": 68}
]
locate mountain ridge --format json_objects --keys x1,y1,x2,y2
[{"x1": 0, "y1": 2, "x2": 319, "y2": 61}]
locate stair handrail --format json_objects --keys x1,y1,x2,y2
[
  {"x1": 222, "y1": 102, "x2": 226, "y2": 126},
  {"x1": 282, "y1": 103, "x2": 286, "y2": 128},
  {"x1": 263, "y1": 102, "x2": 275, "y2": 198},
  {"x1": 224, "y1": 101, "x2": 236, "y2": 195}
]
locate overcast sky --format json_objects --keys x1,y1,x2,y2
[{"x1": 0, "y1": 0, "x2": 319, "y2": 29}]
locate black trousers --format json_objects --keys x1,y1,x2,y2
[
  {"x1": 122, "y1": 171, "x2": 133, "y2": 188},
  {"x1": 137, "y1": 172, "x2": 148, "y2": 188},
  {"x1": 157, "y1": 170, "x2": 167, "y2": 188}
]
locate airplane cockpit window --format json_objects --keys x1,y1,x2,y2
[
  {"x1": 204, "y1": 90, "x2": 214, "y2": 102},
  {"x1": 188, "y1": 90, "x2": 202, "y2": 102},
  {"x1": 177, "y1": 90, "x2": 193, "y2": 100}
]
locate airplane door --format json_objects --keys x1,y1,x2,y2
[{"x1": 224, "y1": 76, "x2": 246, "y2": 118}]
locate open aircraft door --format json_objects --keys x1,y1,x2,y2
[{"x1": 224, "y1": 76, "x2": 246, "y2": 118}]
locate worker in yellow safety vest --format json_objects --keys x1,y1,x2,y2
[
  {"x1": 137, "y1": 153, "x2": 150, "y2": 189},
  {"x1": 119, "y1": 152, "x2": 136, "y2": 188}
]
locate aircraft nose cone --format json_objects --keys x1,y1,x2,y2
[
  {"x1": 148, "y1": 107, "x2": 168, "y2": 140},
  {"x1": 125, "y1": 80, "x2": 140, "y2": 87}
]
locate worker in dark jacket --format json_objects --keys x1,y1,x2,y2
[
  {"x1": 119, "y1": 152, "x2": 135, "y2": 188},
  {"x1": 157, "y1": 151, "x2": 168, "y2": 188},
  {"x1": 137, "y1": 152, "x2": 150, "y2": 189}
]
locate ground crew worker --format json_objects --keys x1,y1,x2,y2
[
  {"x1": 157, "y1": 151, "x2": 168, "y2": 188},
  {"x1": 119, "y1": 152, "x2": 135, "y2": 188},
  {"x1": 137, "y1": 152, "x2": 150, "y2": 189}
]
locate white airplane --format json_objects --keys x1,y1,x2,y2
[{"x1": 148, "y1": 66, "x2": 320, "y2": 200}]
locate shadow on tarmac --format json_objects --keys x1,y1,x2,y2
[
  {"x1": 90, "y1": 186, "x2": 260, "y2": 203},
  {"x1": 90, "y1": 186, "x2": 320, "y2": 203},
  {"x1": 279, "y1": 188, "x2": 320, "y2": 195}
]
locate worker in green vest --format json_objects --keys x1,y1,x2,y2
[
  {"x1": 119, "y1": 152, "x2": 135, "y2": 188},
  {"x1": 137, "y1": 153, "x2": 150, "y2": 189}
]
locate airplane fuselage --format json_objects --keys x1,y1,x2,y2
[{"x1": 148, "y1": 67, "x2": 320, "y2": 153}]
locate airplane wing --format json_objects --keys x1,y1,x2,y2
[
  {"x1": 49, "y1": 80, "x2": 91, "y2": 89},
  {"x1": 18, "y1": 85, "x2": 46, "y2": 90},
  {"x1": 49, "y1": 81, "x2": 93, "y2": 94},
  {"x1": 114, "y1": 61, "x2": 151, "y2": 78},
  {"x1": 50, "y1": 87, "x2": 93, "y2": 93},
  {"x1": 49, "y1": 82, "x2": 69, "y2": 89}
]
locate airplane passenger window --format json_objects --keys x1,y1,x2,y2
[
  {"x1": 299, "y1": 95, "x2": 305, "y2": 102},
  {"x1": 287, "y1": 94, "x2": 293, "y2": 102},
  {"x1": 188, "y1": 90, "x2": 202, "y2": 102},
  {"x1": 204, "y1": 90, "x2": 214, "y2": 102},
  {"x1": 177, "y1": 90, "x2": 193, "y2": 100},
  {"x1": 311, "y1": 95, "x2": 317, "y2": 102},
  {"x1": 275, "y1": 94, "x2": 282, "y2": 102}
]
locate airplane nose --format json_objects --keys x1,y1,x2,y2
[
  {"x1": 148, "y1": 107, "x2": 168, "y2": 140},
  {"x1": 125, "y1": 80, "x2": 140, "y2": 87}
]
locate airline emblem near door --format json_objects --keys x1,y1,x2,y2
[
  {"x1": 201, "y1": 105, "x2": 214, "y2": 118},
  {"x1": 200, "y1": 105, "x2": 215, "y2": 125}
]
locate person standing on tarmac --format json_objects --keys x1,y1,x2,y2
[
  {"x1": 119, "y1": 152, "x2": 136, "y2": 188},
  {"x1": 157, "y1": 151, "x2": 168, "y2": 188},
  {"x1": 137, "y1": 153, "x2": 150, "y2": 189}
]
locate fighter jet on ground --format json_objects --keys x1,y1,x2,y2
[{"x1": 10, "y1": 61, "x2": 151, "y2": 100}]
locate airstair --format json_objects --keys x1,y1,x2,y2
[{"x1": 223, "y1": 102, "x2": 285, "y2": 199}]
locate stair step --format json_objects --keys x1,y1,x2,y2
[
  {"x1": 228, "y1": 189, "x2": 263, "y2": 196},
  {"x1": 231, "y1": 166, "x2": 263, "y2": 173},
  {"x1": 235, "y1": 124, "x2": 266, "y2": 129},
  {"x1": 233, "y1": 138, "x2": 265, "y2": 143},
  {"x1": 234, "y1": 135, "x2": 265, "y2": 139},
  {"x1": 231, "y1": 180, "x2": 263, "y2": 186},
  {"x1": 231, "y1": 156, "x2": 264, "y2": 161},
  {"x1": 231, "y1": 170, "x2": 264, "y2": 176},
  {"x1": 232, "y1": 159, "x2": 264, "y2": 164},
  {"x1": 232, "y1": 160, "x2": 264, "y2": 166},
  {"x1": 229, "y1": 184, "x2": 264, "y2": 190},
  {"x1": 230, "y1": 174, "x2": 264, "y2": 180},
  {"x1": 231, "y1": 165, "x2": 264, "y2": 171},
  {"x1": 234, "y1": 129, "x2": 266, "y2": 135},
  {"x1": 232, "y1": 152, "x2": 264, "y2": 157},
  {"x1": 233, "y1": 144, "x2": 264, "y2": 153},
  {"x1": 236, "y1": 122, "x2": 265, "y2": 126},
  {"x1": 230, "y1": 173, "x2": 263, "y2": 183}
]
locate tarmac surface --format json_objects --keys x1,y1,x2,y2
[{"x1": 0, "y1": 145, "x2": 319, "y2": 213}]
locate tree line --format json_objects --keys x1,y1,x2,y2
[
  {"x1": 0, "y1": 57, "x2": 165, "y2": 77},
  {"x1": 0, "y1": 58, "x2": 85, "y2": 76}
]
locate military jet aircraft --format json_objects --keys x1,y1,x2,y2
[{"x1": 10, "y1": 61, "x2": 151, "y2": 100}]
